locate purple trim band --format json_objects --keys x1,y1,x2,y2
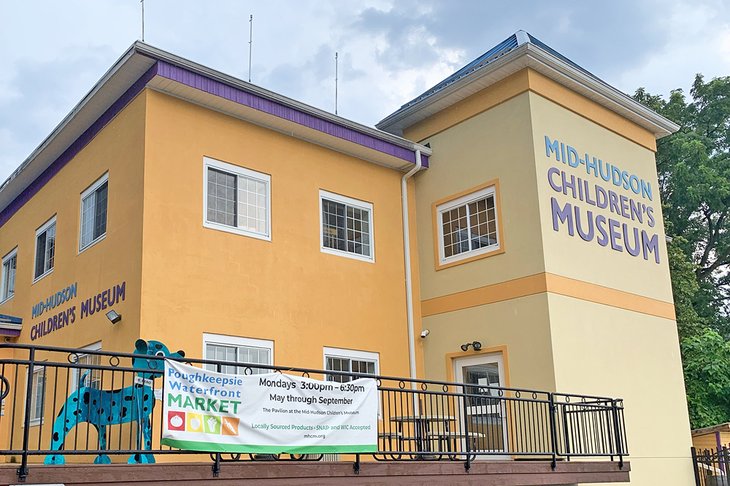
[
  {"x1": 0, "y1": 328, "x2": 21, "y2": 337},
  {"x1": 155, "y1": 61, "x2": 429, "y2": 168},
  {"x1": 0, "y1": 63, "x2": 159, "y2": 229}
]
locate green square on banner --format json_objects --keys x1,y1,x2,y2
[{"x1": 204, "y1": 415, "x2": 222, "y2": 434}]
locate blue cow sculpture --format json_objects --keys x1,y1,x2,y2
[{"x1": 44, "y1": 339, "x2": 185, "y2": 465}]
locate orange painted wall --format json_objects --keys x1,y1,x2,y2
[
  {"x1": 0, "y1": 92, "x2": 148, "y2": 460},
  {"x1": 139, "y1": 89, "x2": 419, "y2": 379},
  {"x1": 0, "y1": 93, "x2": 146, "y2": 351}
]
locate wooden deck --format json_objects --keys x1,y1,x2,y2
[{"x1": 0, "y1": 460, "x2": 630, "y2": 485}]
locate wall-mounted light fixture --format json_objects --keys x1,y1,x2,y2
[
  {"x1": 460, "y1": 341, "x2": 482, "y2": 352},
  {"x1": 106, "y1": 309, "x2": 122, "y2": 324},
  {"x1": 420, "y1": 329, "x2": 430, "y2": 338}
]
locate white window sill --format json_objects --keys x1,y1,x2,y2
[
  {"x1": 320, "y1": 246, "x2": 374, "y2": 263},
  {"x1": 0, "y1": 295, "x2": 13, "y2": 305},
  {"x1": 440, "y1": 244, "x2": 501, "y2": 266},
  {"x1": 203, "y1": 221, "x2": 271, "y2": 242},
  {"x1": 32, "y1": 268, "x2": 54, "y2": 285},
  {"x1": 23, "y1": 418, "x2": 44, "y2": 428},
  {"x1": 78, "y1": 233, "x2": 107, "y2": 254}
]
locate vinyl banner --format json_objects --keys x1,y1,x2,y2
[{"x1": 161, "y1": 359, "x2": 378, "y2": 453}]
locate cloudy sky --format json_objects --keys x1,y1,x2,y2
[{"x1": 1, "y1": 0, "x2": 730, "y2": 182}]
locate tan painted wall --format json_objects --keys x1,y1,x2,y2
[
  {"x1": 529, "y1": 92, "x2": 673, "y2": 303},
  {"x1": 413, "y1": 92, "x2": 545, "y2": 302},
  {"x1": 408, "y1": 64, "x2": 692, "y2": 485},
  {"x1": 548, "y1": 294, "x2": 693, "y2": 486},
  {"x1": 529, "y1": 93, "x2": 693, "y2": 485},
  {"x1": 139, "y1": 89, "x2": 418, "y2": 378},
  {"x1": 421, "y1": 294, "x2": 555, "y2": 391}
]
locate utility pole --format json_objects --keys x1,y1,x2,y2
[{"x1": 248, "y1": 14, "x2": 253, "y2": 82}]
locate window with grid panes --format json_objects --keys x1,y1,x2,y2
[
  {"x1": 320, "y1": 191, "x2": 373, "y2": 261},
  {"x1": 204, "y1": 157, "x2": 270, "y2": 240},
  {"x1": 324, "y1": 348, "x2": 378, "y2": 383},
  {"x1": 80, "y1": 174, "x2": 108, "y2": 251},
  {"x1": 1, "y1": 248, "x2": 16, "y2": 302},
  {"x1": 203, "y1": 334, "x2": 273, "y2": 375},
  {"x1": 34, "y1": 217, "x2": 56, "y2": 280},
  {"x1": 437, "y1": 186, "x2": 499, "y2": 264}
]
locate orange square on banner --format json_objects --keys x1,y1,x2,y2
[{"x1": 221, "y1": 417, "x2": 239, "y2": 436}]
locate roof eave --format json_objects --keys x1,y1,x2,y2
[
  {"x1": 523, "y1": 44, "x2": 680, "y2": 138},
  {"x1": 377, "y1": 43, "x2": 680, "y2": 140},
  {"x1": 133, "y1": 43, "x2": 431, "y2": 157},
  {"x1": 0, "y1": 41, "x2": 432, "y2": 221}
]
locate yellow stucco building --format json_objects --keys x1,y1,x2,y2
[{"x1": 0, "y1": 32, "x2": 693, "y2": 484}]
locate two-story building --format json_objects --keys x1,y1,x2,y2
[{"x1": 0, "y1": 32, "x2": 693, "y2": 485}]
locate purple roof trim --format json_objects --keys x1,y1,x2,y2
[
  {"x1": 155, "y1": 61, "x2": 429, "y2": 168},
  {"x1": 0, "y1": 54, "x2": 428, "y2": 230},
  {"x1": 0, "y1": 63, "x2": 159, "y2": 229}
]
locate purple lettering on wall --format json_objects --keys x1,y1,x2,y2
[
  {"x1": 546, "y1": 164, "x2": 661, "y2": 264},
  {"x1": 31, "y1": 281, "x2": 127, "y2": 340}
]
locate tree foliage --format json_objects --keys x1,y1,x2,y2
[
  {"x1": 681, "y1": 328, "x2": 730, "y2": 428},
  {"x1": 635, "y1": 74, "x2": 730, "y2": 428}
]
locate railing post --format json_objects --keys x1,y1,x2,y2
[
  {"x1": 548, "y1": 393, "x2": 558, "y2": 470},
  {"x1": 561, "y1": 403, "x2": 570, "y2": 461},
  {"x1": 18, "y1": 347, "x2": 35, "y2": 482},
  {"x1": 691, "y1": 447, "x2": 702, "y2": 486},
  {"x1": 610, "y1": 399, "x2": 624, "y2": 469},
  {"x1": 212, "y1": 361, "x2": 222, "y2": 477},
  {"x1": 462, "y1": 383, "x2": 471, "y2": 472},
  {"x1": 354, "y1": 453, "x2": 360, "y2": 474}
]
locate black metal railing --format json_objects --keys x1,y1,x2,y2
[
  {"x1": 0, "y1": 343, "x2": 627, "y2": 481},
  {"x1": 693, "y1": 446, "x2": 730, "y2": 486}
]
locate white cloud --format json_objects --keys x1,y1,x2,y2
[
  {"x1": 1, "y1": 0, "x2": 729, "y2": 184},
  {"x1": 615, "y1": 0, "x2": 730, "y2": 97}
]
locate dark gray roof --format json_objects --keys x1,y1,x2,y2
[{"x1": 394, "y1": 30, "x2": 602, "y2": 114}]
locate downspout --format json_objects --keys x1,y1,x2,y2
[{"x1": 402, "y1": 149, "x2": 423, "y2": 404}]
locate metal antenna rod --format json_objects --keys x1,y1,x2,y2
[
  {"x1": 140, "y1": 0, "x2": 145, "y2": 41},
  {"x1": 335, "y1": 52, "x2": 338, "y2": 115},
  {"x1": 248, "y1": 14, "x2": 253, "y2": 83}
]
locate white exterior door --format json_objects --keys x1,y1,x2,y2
[{"x1": 454, "y1": 353, "x2": 508, "y2": 456}]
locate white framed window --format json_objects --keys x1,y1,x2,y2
[
  {"x1": 319, "y1": 190, "x2": 374, "y2": 262},
  {"x1": 203, "y1": 333, "x2": 273, "y2": 375},
  {"x1": 34, "y1": 217, "x2": 56, "y2": 281},
  {"x1": 79, "y1": 173, "x2": 109, "y2": 252},
  {"x1": 203, "y1": 157, "x2": 271, "y2": 241},
  {"x1": 323, "y1": 347, "x2": 379, "y2": 383},
  {"x1": 1, "y1": 248, "x2": 17, "y2": 303},
  {"x1": 436, "y1": 185, "x2": 500, "y2": 265},
  {"x1": 71, "y1": 342, "x2": 102, "y2": 391},
  {"x1": 28, "y1": 365, "x2": 46, "y2": 426}
]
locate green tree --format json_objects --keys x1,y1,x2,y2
[
  {"x1": 681, "y1": 329, "x2": 730, "y2": 428},
  {"x1": 666, "y1": 236, "x2": 703, "y2": 339},
  {"x1": 635, "y1": 75, "x2": 730, "y2": 428}
]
